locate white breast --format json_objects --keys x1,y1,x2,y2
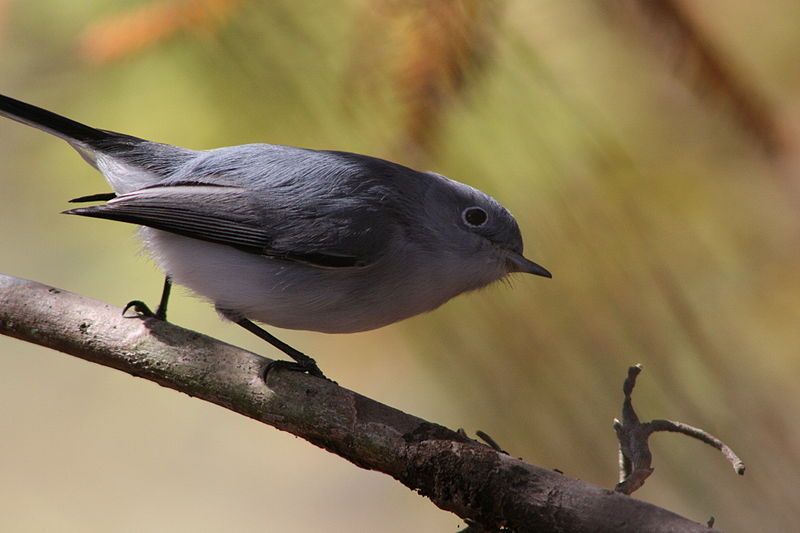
[
  {"x1": 139, "y1": 228, "x2": 494, "y2": 333},
  {"x1": 138, "y1": 228, "x2": 504, "y2": 334}
]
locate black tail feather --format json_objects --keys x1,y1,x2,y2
[
  {"x1": 69, "y1": 192, "x2": 118, "y2": 203},
  {"x1": 0, "y1": 93, "x2": 143, "y2": 149},
  {"x1": 2, "y1": 93, "x2": 195, "y2": 181}
]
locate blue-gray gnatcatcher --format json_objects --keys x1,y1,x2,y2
[{"x1": 0, "y1": 93, "x2": 550, "y2": 378}]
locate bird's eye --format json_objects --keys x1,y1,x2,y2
[{"x1": 462, "y1": 206, "x2": 488, "y2": 227}]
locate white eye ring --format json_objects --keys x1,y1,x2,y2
[{"x1": 462, "y1": 206, "x2": 488, "y2": 227}]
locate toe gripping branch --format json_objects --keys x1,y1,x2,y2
[{"x1": 122, "y1": 277, "x2": 172, "y2": 322}]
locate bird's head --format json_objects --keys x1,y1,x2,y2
[{"x1": 419, "y1": 172, "x2": 551, "y2": 288}]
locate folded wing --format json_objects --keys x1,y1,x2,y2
[{"x1": 65, "y1": 182, "x2": 388, "y2": 269}]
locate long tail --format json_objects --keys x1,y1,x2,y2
[
  {"x1": 0, "y1": 93, "x2": 195, "y2": 193},
  {"x1": 0, "y1": 93, "x2": 143, "y2": 152}
]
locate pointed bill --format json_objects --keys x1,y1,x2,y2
[{"x1": 507, "y1": 253, "x2": 552, "y2": 278}]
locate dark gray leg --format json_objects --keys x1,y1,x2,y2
[
  {"x1": 154, "y1": 276, "x2": 172, "y2": 320},
  {"x1": 234, "y1": 317, "x2": 325, "y2": 379}
]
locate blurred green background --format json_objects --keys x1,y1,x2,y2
[{"x1": 2, "y1": 1, "x2": 800, "y2": 531}]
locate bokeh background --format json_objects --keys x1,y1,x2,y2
[{"x1": 2, "y1": 1, "x2": 800, "y2": 531}]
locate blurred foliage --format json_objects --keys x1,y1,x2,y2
[
  {"x1": 78, "y1": 0, "x2": 241, "y2": 65},
  {"x1": 604, "y1": 0, "x2": 790, "y2": 157},
  {"x1": 2, "y1": 1, "x2": 800, "y2": 532},
  {"x1": 346, "y1": 0, "x2": 501, "y2": 158}
]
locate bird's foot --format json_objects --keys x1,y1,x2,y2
[{"x1": 263, "y1": 357, "x2": 329, "y2": 381}]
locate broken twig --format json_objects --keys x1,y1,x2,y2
[{"x1": 613, "y1": 364, "x2": 745, "y2": 494}]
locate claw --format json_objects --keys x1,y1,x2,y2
[
  {"x1": 123, "y1": 300, "x2": 156, "y2": 318},
  {"x1": 123, "y1": 299, "x2": 168, "y2": 320}
]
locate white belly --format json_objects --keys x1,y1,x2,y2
[{"x1": 139, "y1": 228, "x2": 484, "y2": 333}]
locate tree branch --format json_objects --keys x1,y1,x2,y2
[{"x1": 0, "y1": 274, "x2": 716, "y2": 532}]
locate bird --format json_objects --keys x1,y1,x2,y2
[{"x1": 0, "y1": 93, "x2": 551, "y2": 379}]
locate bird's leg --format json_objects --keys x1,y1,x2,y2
[
  {"x1": 154, "y1": 276, "x2": 172, "y2": 320},
  {"x1": 234, "y1": 317, "x2": 326, "y2": 380},
  {"x1": 123, "y1": 276, "x2": 172, "y2": 321}
]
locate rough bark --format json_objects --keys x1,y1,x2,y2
[{"x1": 0, "y1": 274, "x2": 715, "y2": 532}]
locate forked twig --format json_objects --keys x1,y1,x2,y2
[{"x1": 613, "y1": 364, "x2": 745, "y2": 494}]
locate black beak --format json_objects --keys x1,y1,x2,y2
[{"x1": 507, "y1": 253, "x2": 552, "y2": 278}]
